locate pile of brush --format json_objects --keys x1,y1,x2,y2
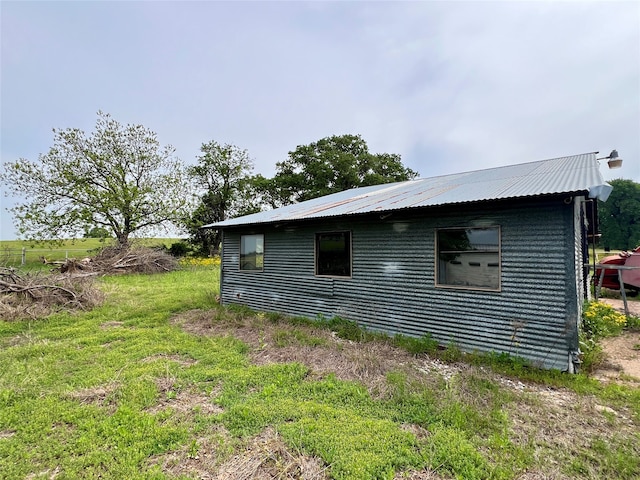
[
  {"x1": 1, "y1": 246, "x2": 177, "y2": 320},
  {"x1": 46, "y1": 246, "x2": 178, "y2": 275},
  {"x1": 0, "y1": 267, "x2": 103, "y2": 320}
]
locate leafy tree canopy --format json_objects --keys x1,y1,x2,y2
[
  {"x1": 261, "y1": 134, "x2": 419, "y2": 207},
  {"x1": 598, "y1": 178, "x2": 640, "y2": 250},
  {"x1": 185, "y1": 141, "x2": 258, "y2": 255},
  {"x1": 1, "y1": 112, "x2": 190, "y2": 246}
]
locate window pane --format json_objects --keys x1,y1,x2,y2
[
  {"x1": 316, "y1": 232, "x2": 351, "y2": 277},
  {"x1": 240, "y1": 234, "x2": 264, "y2": 270},
  {"x1": 437, "y1": 227, "x2": 500, "y2": 290}
]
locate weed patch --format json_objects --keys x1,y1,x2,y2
[{"x1": 393, "y1": 333, "x2": 439, "y2": 356}]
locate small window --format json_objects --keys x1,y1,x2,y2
[
  {"x1": 316, "y1": 231, "x2": 351, "y2": 277},
  {"x1": 436, "y1": 227, "x2": 500, "y2": 290},
  {"x1": 240, "y1": 234, "x2": 264, "y2": 271}
]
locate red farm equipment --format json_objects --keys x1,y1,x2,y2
[{"x1": 595, "y1": 246, "x2": 640, "y2": 296}]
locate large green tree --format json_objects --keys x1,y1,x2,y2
[
  {"x1": 259, "y1": 134, "x2": 418, "y2": 207},
  {"x1": 1, "y1": 112, "x2": 190, "y2": 246},
  {"x1": 185, "y1": 141, "x2": 258, "y2": 255},
  {"x1": 598, "y1": 178, "x2": 640, "y2": 250}
]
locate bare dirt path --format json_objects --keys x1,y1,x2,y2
[
  {"x1": 600, "y1": 298, "x2": 640, "y2": 317},
  {"x1": 596, "y1": 299, "x2": 640, "y2": 381}
]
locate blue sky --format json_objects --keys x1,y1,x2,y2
[{"x1": 1, "y1": 1, "x2": 639, "y2": 240}]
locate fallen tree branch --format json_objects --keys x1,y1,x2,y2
[
  {"x1": 0, "y1": 268, "x2": 102, "y2": 321},
  {"x1": 0, "y1": 279, "x2": 77, "y2": 299}
]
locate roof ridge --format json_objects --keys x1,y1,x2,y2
[{"x1": 413, "y1": 152, "x2": 598, "y2": 181}]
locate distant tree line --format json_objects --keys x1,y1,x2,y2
[{"x1": 0, "y1": 112, "x2": 418, "y2": 254}]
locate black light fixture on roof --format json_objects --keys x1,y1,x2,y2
[{"x1": 597, "y1": 149, "x2": 623, "y2": 169}]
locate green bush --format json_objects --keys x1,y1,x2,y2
[{"x1": 168, "y1": 241, "x2": 191, "y2": 257}]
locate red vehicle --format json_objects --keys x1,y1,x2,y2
[{"x1": 595, "y1": 246, "x2": 640, "y2": 295}]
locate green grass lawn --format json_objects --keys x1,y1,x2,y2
[{"x1": 0, "y1": 267, "x2": 639, "y2": 479}]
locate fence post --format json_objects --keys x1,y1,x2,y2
[{"x1": 21, "y1": 248, "x2": 26, "y2": 266}]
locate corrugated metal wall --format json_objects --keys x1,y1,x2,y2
[{"x1": 220, "y1": 197, "x2": 581, "y2": 370}]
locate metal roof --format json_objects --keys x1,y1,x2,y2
[{"x1": 209, "y1": 152, "x2": 612, "y2": 228}]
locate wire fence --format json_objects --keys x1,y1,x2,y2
[{"x1": 1, "y1": 248, "x2": 97, "y2": 267}]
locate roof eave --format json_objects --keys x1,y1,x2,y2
[{"x1": 208, "y1": 189, "x2": 606, "y2": 230}]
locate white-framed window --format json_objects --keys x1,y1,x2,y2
[
  {"x1": 436, "y1": 227, "x2": 500, "y2": 291},
  {"x1": 240, "y1": 234, "x2": 264, "y2": 271},
  {"x1": 315, "y1": 231, "x2": 351, "y2": 277}
]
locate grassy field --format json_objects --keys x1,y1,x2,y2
[
  {"x1": 0, "y1": 238, "x2": 181, "y2": 269},
  {"x1": 0, "y1": 265, "x2": 639, "y2": 478}
]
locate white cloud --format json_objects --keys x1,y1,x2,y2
[{"x1": 1, "y1": 1, "x2": 638, "y2": 239}]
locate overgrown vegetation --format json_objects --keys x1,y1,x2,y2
[
  {"x1": 579, "y1": 300, "x2": 636, "y2": 372},
  {"x1": 1, "y1": 268, "x2": 638, "y2": 479}
]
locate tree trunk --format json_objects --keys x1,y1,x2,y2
[{"x1": 116, "y1": 233, "x2": 129, "y2": 249}]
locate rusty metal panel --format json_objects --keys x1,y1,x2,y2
[{"x1": 219, "y1": 198, "x2": 582, "y2": 371}]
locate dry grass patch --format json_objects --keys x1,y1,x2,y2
[
  {"x1": 393, "y1": 469, "x2": 447, "y2": 479},
  {"x1": 149, "y1": 426, "x2": 235, "y2": 480},
  {"x1": 25, "y1": 466, "x2": 61, "y2": 480},
  {"x1": 152, "y1": 426, "x2": 328, "y2": 480},
  {"x1": 215, "y1": 427, "x2": 329, "y2": 480},
  {"x1": 513, "y1": 472, "x2": 567, "y2": 480},
  {"x1": 152, "y1": 432, "x2": 226, "y2": 480},
  {"x1": 172, "y1": 308, "x2": 218, "y2": 336},
  {"x1": 99, "y1": 321, "x2": 124, "y2": 329},
  {"x1": 2, "y1": 331, "x2": 43, "y2": 348},
  {"x1": 172, "y1": 309, "x2": 446, "y2": 398},
  {"x1": 147, "y1": 384, "x2": 224, "y2": 416},
  {"x1": 66, "y1": 382, "x2": 120, "y2": 411},
  {"x1": 0, "y1": 430, "x2": 16, "y2": 440}
]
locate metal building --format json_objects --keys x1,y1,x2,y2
[{"x1": 209, "y1": 153, "x2": 612, "y2": 371}]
